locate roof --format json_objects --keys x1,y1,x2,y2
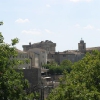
[
  {"x1": 86, "y1": 47, "x2": 100, "y2": 51},
  {"x1": 25, "y1": 40, "x2": 55, "y2": 45},
  {"x1": 28, "y1": 48, "x2": 46, "y2": 52},
  {"x1": 15, "y1": 49, "x2": 27, "y2": 53},
  {"x1": 49, "y1": 51, "x2": 84, "y2": 55}
]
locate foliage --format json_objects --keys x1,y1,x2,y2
[
  {"x1": 43, "y1": 60, "x2": 72, "y2": 75},
  {"x1": 43, "y1": 61, "x2": 62, "y2": 75},
  {"x1": 60, "y1": 60, "x2": 72, "y2": 73},
  {"x1": 60, "y1": 59, "x2": 72, "y2": 67},
  {"x1": 46, "y1": 50, "x2": 100, "y2": 100},
  {"x1": 0, "y1": 32, "x2": 4, "y2": 43},
  {"x1": 0, "y1": 33, "x2": 37, "y2": 100}
]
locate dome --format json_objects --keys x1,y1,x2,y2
[{"x1": 80, "y1": 38, "x2": 84, "y2": 43}]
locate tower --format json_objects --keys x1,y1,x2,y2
[{"x1": 78, "y1": 38, "x2": 86, "y2": 53}]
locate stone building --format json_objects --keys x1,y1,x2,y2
[
  {"x1": 16, "y1": 39, "x2": 100, "y2": 100},
  {"x1": 22, "y1": 40, "x2": 56, "y2": 54},
  {"x1": 15, "y1": 49, "x2": 42, "y2": 97},
  {"x1": 78, "y1": 39, "x2": 86, "y2": 53},
  {"x1": 22, "y1": 39, "x2": 86, "y2": 64},
  {"x1": 47, "y1": 39, "x2": 86, "y2": 64},
  {"x1": 48, "y1": 51, "x2": 85, "y2": 64},
  {"x1": 22, "y1": 40, "x2": 55, "y2": 68},
  {"x1": 22, "y1": 39, "x2": 100, "y2": 65},
  {"x1": 28, "y1": 48, "x2": 47, "y2": 67},
  {"x1": 14, "y1": 49, "x2": 40, "y2": 69}
]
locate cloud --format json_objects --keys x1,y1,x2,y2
[
  {"x1": 45, "y1": 29, "x2": 53, "y2": 34},
  {"x1": 83, "y1": 25, "x2": 94, "y2": 29},
  {"x1": 97, "y1": 29, "x2": 100, "y2": 31},
  {"x1": 15, "y1": 18, "x2": 29, "y2": 23},
  {"x1": 46, "y1": 4, "x2": 51, "y2": 7},
  {"x1": 69, "y1": 0, "x2": 92, "y2": 2},
  {"x1": 22, "y1": 29, "x2": 42, "y2": 35},
  {"x1": 75, "y1": 24, "x2": 80, "y2": 28}
]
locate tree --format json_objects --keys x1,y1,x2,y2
[
  {"x1": 46, "y1": 50, "x2": 100, "y2": 100},
  {"x1": 0, "y1": 33, "x2": 38, "y2": 100},
  {"x1": 43, "y1": 60, "x2": 73, "y2": 75},
  {"x1": 60, "y1": 60, "x2": 72, "y2": 73}
]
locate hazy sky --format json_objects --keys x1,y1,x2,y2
[{"x1": 0, "y1": 0, "x2": 100, "y2": 51}]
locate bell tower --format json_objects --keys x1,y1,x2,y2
[{"x1": 78, "y1": 38, "x2": 86, "y2": 53}]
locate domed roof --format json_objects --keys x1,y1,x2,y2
[{"x1": 80, "y1": 38, "x2": 84, "y2": 43}]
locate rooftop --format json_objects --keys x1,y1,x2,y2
[
  {"x1": 86, "y1": 47, "x2": 100, "y2": 51},
  {"x1": 16, "y1": 49, "x2": 27, "y2": 53}
]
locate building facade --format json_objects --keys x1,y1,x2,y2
[
  {"x1": 22, "y1": 39, "x2": 100, "y2": 65},
  {"x1": 14, "y1": 49, "x2": 40, "y2": 69},
  {"x1": 48, "y1": 51, "x2": 85, "y2": 64},
  {"x1": 22, "y1": 40, "x2": 56, "y2": 54},
  {"x1": 28, "y1": 48, "x2": 47, "y2": 67}
]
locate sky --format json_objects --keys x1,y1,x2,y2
[{"x1": 0, "y1": 0, "x2": 100, "y2": 52}]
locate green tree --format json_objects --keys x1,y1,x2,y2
[
  {"x1": 43, "y1": 60, "x2": 73, "y2": 75},
  {"x1": 0, "y1": 33, "x2": 38, "y2": 100},
  {"x1": 43, "y1": 62, "x2": 63, "y2": 75},
  {"x1": 60, "y1": 60, "x2": 73, "y2": 73},
  {"x1": 47, "y1": 51, "x2": 100, "y2": 100},
  {"x1": 60, "y1": 60, "x2": 72, "y2": 66}
]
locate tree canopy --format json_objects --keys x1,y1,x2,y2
[
  {"x1": 0, "y1": 33, "x2": 38, "y2": 100},
  {"x1": 43, "y1": 60, "x2": 72, "y2": 75},
  {"x1": 60, "y1": 60, "x2": 72, "y2": 73},
  {"x1": 46, "y1": 50, "x2": 100, "y2": 100}
]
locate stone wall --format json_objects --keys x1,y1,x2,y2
[
  {"x1": 22, "y1": 40, "x2": 56, "y2": 53},
  {"x1": 17, "y1": 68, "x2": 41, "y2": 86}
]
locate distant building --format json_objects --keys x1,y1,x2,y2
[
  {"x1": 22, "y1": 40, "x2": 56, "y2": 54},
  {"x1": 78, "y1": 38, "x2": 86, "y2": 53},
  {"x1": 48, "y1": 51, "x2": 85, "y2": 64},
  {"x1": 14, "y1": 49, "x2": 40, "y2": 69},
  {"x1": 22, "y1": 39, "x2": 100, "y2": 65},
  {"x1": 28, "y1": 48, "x2": 47, "y2": 67}
]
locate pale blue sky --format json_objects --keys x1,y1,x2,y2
[{"x1": 0, "y1": 0, "x2": 100, "y2": 51}]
